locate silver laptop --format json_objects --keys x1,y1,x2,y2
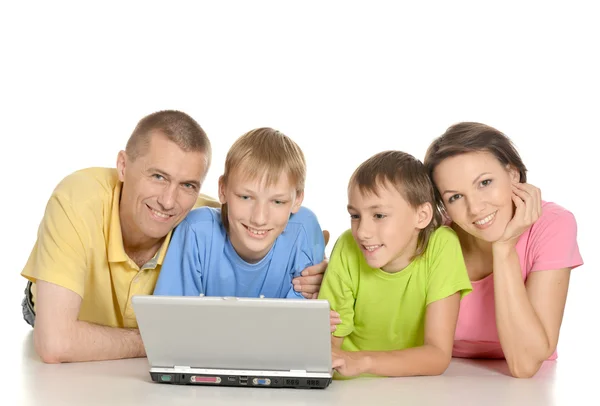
[{"x1": 132, "y1": 295, "x2": 333, "y2": 389}]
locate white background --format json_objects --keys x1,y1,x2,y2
[{"x1": 1, "y1": 0, "x2": 598, "y2": 398}]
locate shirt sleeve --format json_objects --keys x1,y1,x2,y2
[
  {"x1": 21, "y1": 194, "x2": 88, "y2": 298},
  {"x1": 317, "y1": 231, "x2": 357, "y2": 337},
  {"x1": 284, "y1": 208, "x2": 326, "y2": 300},
  {"x1": 528, "y1": 209, "x2": 583, "y2": 273},
  {"x1": 425, "y1": 227, "x2": 473, "y2": 306},
  {"x1": 153, "y1": 220, "x2": 204, "y2": 296},
  {"x1": 194, "y1": 193, "x2": 221, "y2": 209}
]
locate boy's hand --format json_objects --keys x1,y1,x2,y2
[
  {"x1": 292, "y1": 230, "x2": 330, "y2": 299},
  {"x1": 330, "y1": 310, "x2": 341, "y2": 332},
  {"x1": 332, "y1": 348, "x2": 369, "y2": 377},
  {"x1": 292, "y1": 261, "x2": 327, "y2": 298}
]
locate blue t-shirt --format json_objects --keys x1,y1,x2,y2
[{"x1": 153, "y1": 206, "x2": 325, "y2": 299}]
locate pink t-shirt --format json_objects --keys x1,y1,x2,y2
[{"x1": 453, "y1": 201, "x2": 583, "y2": 359}]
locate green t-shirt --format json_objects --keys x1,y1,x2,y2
[{"x1": 318, "y1": 226, "x2": 472, "y2": 353}]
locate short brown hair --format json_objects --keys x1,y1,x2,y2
[
  {"x1": 424, "y1": 122, "x2": 527, "y2": 217},
  {"x1": 125, "y1": 110, "x2": 212, "y2": 171},
  {"x1": 220, "y1": 127, "x2": 306, "y2": 230},
  {"x1": 349, "y1": 150, "x2": 442, "y2": 258}
]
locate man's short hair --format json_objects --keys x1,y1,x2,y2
[{"x1": 125, "y1": 110, "x2": 212, "y2": 171}]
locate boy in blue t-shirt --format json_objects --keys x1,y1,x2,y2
[{"x1": 154, "y1": 127, "x2": 325, "y2": 300}]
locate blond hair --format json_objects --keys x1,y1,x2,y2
[
  {"x1": 220, "y1": 127, "x2": 306, "y2": 229},
  {"x1": 349, "y1": 150, "x2": 441, "y2": 258}
]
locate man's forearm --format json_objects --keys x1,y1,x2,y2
[{"x1": 35, "y1": 320, "x2": 146, "y2": 363}]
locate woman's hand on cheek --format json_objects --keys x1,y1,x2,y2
[{"x1": 496, "y1": 183, "x2": 542, "y2": 246}]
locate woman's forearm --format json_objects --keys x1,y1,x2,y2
[{"x1": 492, "y1": 243, "x2": 551, "y2": 378}]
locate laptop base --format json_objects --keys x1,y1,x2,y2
[{"x1": 150, "y1": 372, "x2": 331, "y2": 389}]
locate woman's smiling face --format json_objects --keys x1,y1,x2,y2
[{"x1": 432, "y1": 151, "x2": 519, "y2": 243}]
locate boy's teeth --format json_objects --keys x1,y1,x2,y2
[
  {"x1": 364, "y1": 244, "x2": 382, "y2": 251},
  {"x1": 474, "y1": 212, "x2": 496, "y2": 225},
  {"x1": 248, "y1": 227, "x2": 267, "y2": 235}
]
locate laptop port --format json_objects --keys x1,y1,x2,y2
[
  {"x1": 190, "y1": 376, "x2": 221, "y2": 384},
  {"x1": 252, "y1": 378, "x2": 271, "y2": 386},
  {"x1": 227, "y1": 376, "x2": 236, "y2": 382},
  {"x1": 239, "y1": 376, "x2": 248, "y2": 385}
]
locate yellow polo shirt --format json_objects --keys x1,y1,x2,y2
[{"x1": 21, "y1": 167, "x2": 219, "y2": 328}]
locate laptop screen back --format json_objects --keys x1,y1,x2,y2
[{"x1": 132, "y1": 296, "x2": 332, "y2": 374}]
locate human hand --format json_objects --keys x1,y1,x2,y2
[
  {"x1": 496, "y1": 182, "x2": 542, "y2": 246},
  {"x1": 292, "y1": 260, "x2": 327, "y2": 299},
  {"x1": 330, "y1": 310, "x2": 341, "y2": 332},
  {"x1": 331, "y1": 347, "x2": 369, "y2": 377}
]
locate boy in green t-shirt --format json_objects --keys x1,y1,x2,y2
[{"x1": 318, "y1": 151, "x2": 472, "y2": 378}]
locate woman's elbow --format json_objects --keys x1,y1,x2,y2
[
  {"x1": 509, "y1": 364, "x2": 539, "y2": 379},
  {"x1": 507, "y1": 343, "x2": 555, "y2": 378},
  {"x1": 507, "y1": 356, "x2": 544, "y2": 379}
]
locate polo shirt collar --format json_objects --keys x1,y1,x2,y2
[{"x1": 107, "y1": 182, "x2": 128, "y2": 263}]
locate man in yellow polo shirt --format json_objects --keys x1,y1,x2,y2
[{"x1": 20, "y1": 110, "x2": 328, "y2": 364}]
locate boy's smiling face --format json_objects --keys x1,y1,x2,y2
[
  {"x1": 347, "y1": 182, "x2": 428, "y2": 273},
  {"x1": 219, "y1": 169, "x2": 303, "y2": 263}
]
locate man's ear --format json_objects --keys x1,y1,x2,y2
[
  {"x1": 218, "y1": 175, "x2": 227, "y2": 204},
  {"x1": 291, "y1": 190, "x2": 304, "y2": 214},
  {"x1": 116, "y1": 150, "x2": 127, "y2": 182},
  {"x1": 415, "y1": 202, "x2": 433, "y2": 230}
]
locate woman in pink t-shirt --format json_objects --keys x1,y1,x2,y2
[{"x1": 423, "y1": 122, "x2": 583, "y2": 378}]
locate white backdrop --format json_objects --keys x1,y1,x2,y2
[{"x1": 1, "y1": 0, "x2": 597, "y2": 392}]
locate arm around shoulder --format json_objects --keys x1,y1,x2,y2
[{"x1": 290, "y1": 207, "x2": 328, "y2": 298}]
